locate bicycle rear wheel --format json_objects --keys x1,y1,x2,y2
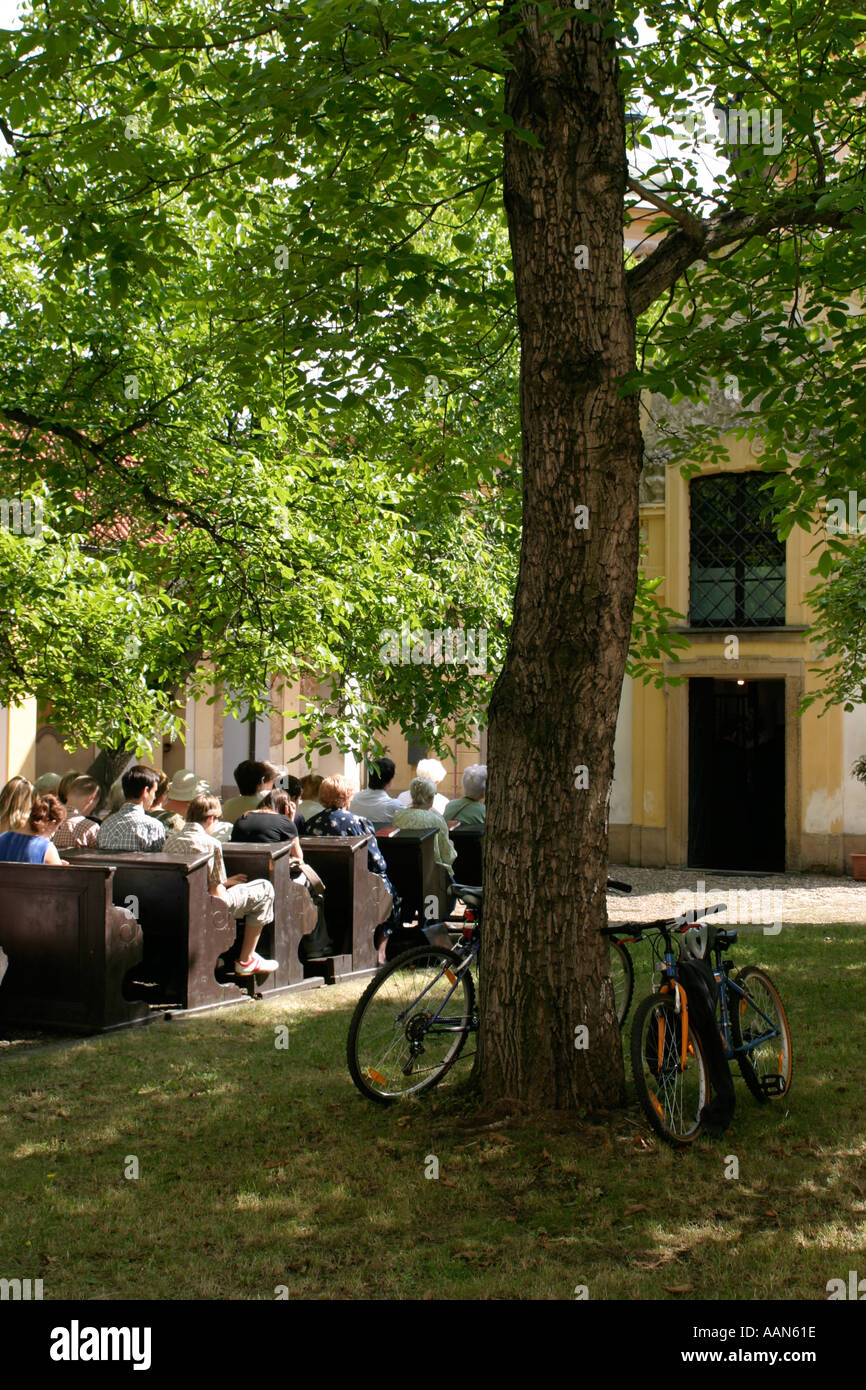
[
  {"x1": 347, "y1": 946, "x2": 475, "y2": 1105},
  {"x1": 609, "y1": 939, "x2": 634, "y2": 1027},
  {"x1": 630, "y1": 992, "x2": 709, "y2": 1147},
  {"x1": 730, "y1": 966, "x2": 793, "y2": 1103}
]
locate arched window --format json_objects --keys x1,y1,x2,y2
[{"x1": 689, "y1": 473, "x2": 786, "y2": 627}]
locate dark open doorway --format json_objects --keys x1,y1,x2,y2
[{"x1": 688, "y1": 678, "x2": 786, "y2": 871}]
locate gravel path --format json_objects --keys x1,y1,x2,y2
[{"x1": 607, "y1": 864, "x2": 866, "y2": 926}]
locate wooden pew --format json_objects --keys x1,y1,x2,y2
[
  {"x1": 450, "y1": 824, "x2": 484, "y2": 887},
  {"x1": 298, "y1": 835, "x2": 392, "y2": 981},
  {"x1": 375, "y1": 827, "x2": 453, "y2": 926},
  {"x1": 0, "y1": 862, "x2": 148, "y2": 1034},
  {"x1": 63, "y1": 849, "x2": 242, "y2": 1013},
  {"x1": 221, "y1": 840, "x2": 318, "y2": 990},
  {"x1": 64, "y1": 847, "x2": 322, "y2": 1010}
]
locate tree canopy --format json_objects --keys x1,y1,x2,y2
[{"x1": 1, "y1": 0, "x2": 702, "y2": 759}]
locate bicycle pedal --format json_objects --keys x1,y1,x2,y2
[{"x1": 759, "y1": 1075, "x2": 785, "y2": 1097}]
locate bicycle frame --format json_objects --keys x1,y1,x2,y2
[
  {"x1": 713, "y1": 961, "x2": 780, "y2": 1062},
  {"x1": 396, "y1": 934, "x2": 479, "y2": 1038}
]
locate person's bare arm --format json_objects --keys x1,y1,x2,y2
[{"x1": 44, "y1": 844, "x2": 65, "y2": 866}]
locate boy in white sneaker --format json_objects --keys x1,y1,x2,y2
[{"x1": 164, "y1": 794, "x2": 277, "y2": 975}]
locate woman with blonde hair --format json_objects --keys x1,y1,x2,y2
[
  {"x1": 0, "y1": 776, "x2": 33, "y2": 834},
  {"x1": 0, "y1": 792, "x2": 65, "y2": 864}
]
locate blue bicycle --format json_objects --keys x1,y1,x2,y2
[{"x1": 626, "y1": 917, "x2": 793, "y2": 1146}]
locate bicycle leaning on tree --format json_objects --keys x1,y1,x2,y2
[
  {"x1": 347, "y1": 875, "x2": 686, "y2": 1104},
  {"x1": 603, "y1": 914, "x2": 793, "y2": 1147}
]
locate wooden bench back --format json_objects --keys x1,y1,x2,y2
[
  {"x1": 375, "y1": 828, "x2": 451, "y2": 924},
  {"x1": 0, "y1": 862, "x2": 147, "y2": 1033},
  {"x1": 298, "y1": 835, "x2": 390, "y2": 973},
  {"x1": 221, "y1": 840, "x2": 317, "y2": 987}
]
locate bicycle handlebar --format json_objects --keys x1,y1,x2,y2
[
  {"x1": 601, "y1": 903, "x2": 727, "y2": 941},
  {"x1": 606, "y1": 878, "x2": 632, "y2": 894}
]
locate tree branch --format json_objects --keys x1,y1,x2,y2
[{"x1": 627, "y1": 194, "x2": 849, "y2": 318}]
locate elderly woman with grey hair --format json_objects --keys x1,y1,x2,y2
[
  {"x1": 392, "y1": 776, "x2": 458, "y2": 872},
  {"x1": 443, "y1": 764, "x2": 486, "y2": 825}
]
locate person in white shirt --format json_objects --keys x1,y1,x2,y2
[
  {"x1": 350, "y1": 757, "x2": 401, "y2": 827},
  {"x1": 396, "y1": 758, "x2": 449, "y2": 816}
]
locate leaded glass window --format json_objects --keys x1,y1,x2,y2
[{"x1": 689, "y1": 473, "x2": 786, "y2": 628}]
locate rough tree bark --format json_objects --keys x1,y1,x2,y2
[
  {"x1": 478, "y1": 2, "x2": 642, "y2": 1109},
  {"x1": 86, "y1": 747, "x2": 135, "y2": 805}
]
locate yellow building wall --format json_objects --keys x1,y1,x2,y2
[
  {"x1": 3, "y1": 698, "x2": 37, "y2": 782},
  {"x1": 620, "y1": 436, "x2": 856, "y2": 873}
]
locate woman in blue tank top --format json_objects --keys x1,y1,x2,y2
[{"x1": 0, "y1": 793, "x2": 66, "y2": 865}]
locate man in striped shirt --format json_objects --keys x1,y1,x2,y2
[{"x1": 97, "y1": 766, "x2": 166, "y2": 852}]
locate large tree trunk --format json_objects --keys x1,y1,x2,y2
[
  {"x1": 477, "y1": 3, "x2": 643, "y2": 1108},
  {"x1": 86, "y1": 747, "x2": 135, "y2": 806}
]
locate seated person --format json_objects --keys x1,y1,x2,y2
[
  {"x1": 0, "y1": 793, "x2": 66, "y2": 864},
  {"x1": 298, "y1": 773, "x2": 325, "y2": 822},
  {"x1": 0, "y1": 776, "x2": 33, "y2": 834},
  {"x1": 53, "y1": 776, "x2": 102, "y2": 849},
  {"x1": 97, "y1": 765, "x2": 167, "y2": 852},
  {"x1": 396, "y1": 758, "x2": 449, "y2": 815},
  {"x1": 220, "y1": 758, "x2": 279, "y2": 825},
  {"x1": 164, "y1": 795, "x2": 277, "y2": 976},
  {"x1": 443, "y1": 764, "x2": 487, "y2": 825},
  {"x1": 156, "y1": 768, "x2": 233, "y2": 837},
  {"x1": 350, "y1": 757, "x2": 401, "y2": 826},
  {"x1": 149, "y1": 771, "x2": 186, "y2": 833},
  {"x1": 304, "y1": 774, "x2": 401, "y2": 962},
  {"x1": 57, "y1": 769, "x2": 86, "y2": 804},
  {"x1": 273, "y1": 774, "x2": 306, "y2": 833},
  {"x1": 33, "y1": 772, "x2": 62, "y2": 795},
  {"x1": 393, "y1": 777, "x2": 458, "y2": 872},
  {"x1": 232, "y1": 789, "x2": 300, "y2": 846}
]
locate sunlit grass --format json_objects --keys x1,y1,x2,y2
[{"x1": 0, "y1": 926, "x2": 864, "y2": 1300}]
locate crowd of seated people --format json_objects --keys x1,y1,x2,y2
[{"x1": 0, "y1": 753, "x2": 487, "y2": 967}]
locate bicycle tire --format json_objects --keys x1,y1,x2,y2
[
  {"x1": 630, "y1": 992, "x2": 710, "y2": 1147},
  {"x1": 610, "y1": 939, "x2": 634, "y2": 1028},
  {"x1": 347, "y1": 946, "x2": 475, "y2": 1105},
  {"x1": 730, "y1": 966, "x2": 793, "y2": 1104}
]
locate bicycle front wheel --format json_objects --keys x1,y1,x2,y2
[
  {"x1": 347, "y1": 946, "x2": 475, "y2": 1105},
  {"x1": 609, "y1": 939, "x2": 634, "y2": 1028},
  {"x1": 630, "y1": 993, "x2": 709, "y2": 1147},
  {"x1": 730, "y1": 966, "x2": 793, "y2": 1103}
]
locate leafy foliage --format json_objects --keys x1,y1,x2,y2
[{"x1": 5, "y1": 1, "x2": 866, "y2": 755}]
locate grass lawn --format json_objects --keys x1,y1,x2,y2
[{"x1": 1, "y1": 925, "x2": 864, "y2": 1301}]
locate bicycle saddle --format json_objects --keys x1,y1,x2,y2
[{"x1": 449, "y1": 882, "x2": 483, "y2": 909}]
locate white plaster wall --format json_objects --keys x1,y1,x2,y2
[
  {"x1": 610, "y1": 676, "x2": 633, "y2": 825},
  {"x1": 842, "y1": 703, "x2": 866, "y2": 834}
]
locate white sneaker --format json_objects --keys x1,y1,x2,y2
[{"x1": 235, "y1": 952, "x2": 278, "y2": 976}]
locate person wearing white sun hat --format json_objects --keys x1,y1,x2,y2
[{"x1": 157, "y1": 769, "x2": 233, "y2": 841}]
